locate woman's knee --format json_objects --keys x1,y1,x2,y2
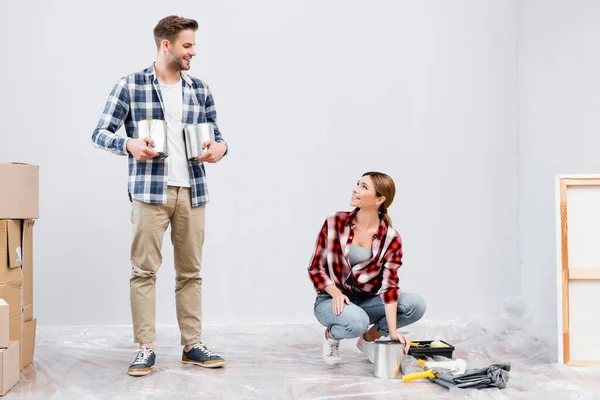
[
  {"x1": 400, "y1": 293, "x2": 426, "y2": 321},
  {"x1": 314, "y1": 301, "x2": 370, "y2": 338},
  {"x1": 344, "y1": 312, "x2": 370, "y2": 337}
]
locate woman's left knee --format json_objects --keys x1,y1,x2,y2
[{"x1": 400, "y1": 293, "x2": 426, "y2": 321}]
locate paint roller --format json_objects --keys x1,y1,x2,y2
[
  {"x1": 409, "y1": 340, "x2": 450, "y2": 348},
  {"x1": 402, "y1": 358, "x2": 467, "y2": 383}
]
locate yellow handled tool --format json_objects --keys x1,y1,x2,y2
[
  {"x1": 402, "y1": 369, "x2": 437, "y2": 382},
  {"x1": 410, "y1": 340, "x2": 450, "y2": 348},
  {"x1": 404, "y1": 359, "x2": 468, "y2": 383}
]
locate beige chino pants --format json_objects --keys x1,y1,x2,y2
[{"x1": 130, "y1": 186, "x2": 205, "y2": 345}]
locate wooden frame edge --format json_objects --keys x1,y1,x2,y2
[
  {"x1": 560, "y1": 179, "x2": 570, "y2": 364},
  {"x1": 567, "y1": 360, "x2": 600, "y2": 367},
  {"x1": 561, "y1": 178, "x2": 600, "y2": 186},
  {"x1": 559, "y1": 176, "x2": 600, "y2": 365},
  {"x1": 568, "y1": 268, "x2": 600, "y2": 280}
]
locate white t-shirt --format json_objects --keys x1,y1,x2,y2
[{"x1": 160, "y1": 80, "x2": 190, "y2": 187}]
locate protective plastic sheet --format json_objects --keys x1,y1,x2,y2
[{"x1": 5, "y1": 299, "x2": 600, "y2": 399}]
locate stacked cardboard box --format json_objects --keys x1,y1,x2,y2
[
  {"x1": 0, "y1": 300, "x2": 19, "y2": 395},
  {"x1": 0, "y1": 300, "x2": 8, "y2": 349},
  {"x1": 0, "y1": 163, "x2": 38, "y2": 378}
]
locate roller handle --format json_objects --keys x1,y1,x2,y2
[{"x1": 402, "y1": 369, "x2": 436, "y2": 382}]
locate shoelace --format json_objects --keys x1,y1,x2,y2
[
  {"x1": 132, "y1": 348, "x2": 153, "y2": 365},
  {"x1": 329, "y1": 341, "x2": 340, "y2": 357},
  {"x1": 192, "y1": 343, "x2": 216, "y2": 357}
]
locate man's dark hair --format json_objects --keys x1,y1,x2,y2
[{"x1": 153, "y1": 15, "x2": 198, "y2": 48}]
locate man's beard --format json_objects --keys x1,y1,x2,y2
[{"x1": 169, "y1": 57, "x2": 189, "y2": 71}]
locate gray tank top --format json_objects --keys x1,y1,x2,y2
[{"x1": 348, "y1": 243, "x2": 372, "y2": 266}]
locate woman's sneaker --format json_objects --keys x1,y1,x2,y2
[
  {"x1": 322, "y1": 331, "x2": 341, "y2": 365},
  {"x1": 128, "y1": 347, "x2": 156, "y2": 376},
  {"x1": 182, "y1": 343, "x2": 226, "y2": 368},
  {"x1": 356, "y1": 336, "x2": 375, "y2": 363}
]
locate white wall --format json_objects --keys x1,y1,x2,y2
[
  {"x1": 518, "y1": 0, "x2": 600, "y2": 347},
  {"x1": 0, "y1": 0, "x2": 519, "y2": 326}
]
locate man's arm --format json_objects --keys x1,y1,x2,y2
[
  {"x1": 196, "y1": 85, "x2": 227, "y2": 163},
  {"x1": 91, "y1": 78, "x2": 131, "y2": 156},
  {"x1": 205, "y1": 86, "x2": 228, "y2": 155}
]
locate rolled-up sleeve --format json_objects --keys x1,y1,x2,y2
[
  {"x1": 308, "y1": 219, "x2": 333, "y2": 291},
  {"x1": 91, "y1": 78, "x2": 130, "y2": 156},
  {"x1": 380, "y1": 237, "x2": 403, "y2": 304}
]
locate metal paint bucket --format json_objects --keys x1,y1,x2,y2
[
  {"x1": 373, "y1": 340, "x2": 406, "y2": 379},
  {"x1": 184, "y1": 123, "x2": 215, "y2": 160},
  {"x1": 138, "y1": 119, "x2": 168, "y2": 158}
]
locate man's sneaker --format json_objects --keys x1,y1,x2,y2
[
  {"x1": 128, "y1": 347, "x2": 156, "y2": 376},
  {"x1": 322, "y1": 331, "x2": 341, "y2": 365},
  {"x1": 356, "y1": 336, "x2": 375, "y2": 363},
  {"x1": 182, "y1": 343, "x2": 225, "y2": 368}
]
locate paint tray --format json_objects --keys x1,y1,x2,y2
[{"x1": 407, "y1": 340, "x2": 455, "y2": 360}]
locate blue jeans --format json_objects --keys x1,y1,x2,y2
[{"x1": 313, "y1": 291, "x2": 426, "y2": 340}]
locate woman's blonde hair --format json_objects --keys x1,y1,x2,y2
[{"x1": 363, "y1": 172, "x2": 395, "y2": 226}]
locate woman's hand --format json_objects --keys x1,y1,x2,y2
[
  {"x1": 324, "y1": 285, "x2": 350, "y2": 316},
  {"x1": 332, "y1": 293, "x2": 350, "y2": 316},
  {"x1": 390, "y1": 331, "x2": 410, "y2": 354}
]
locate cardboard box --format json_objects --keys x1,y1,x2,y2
[
  {"x1": 22, "y1": 305, "x2": 32, "y2": 324},
  {"x1": 21, "y1": 319, "x2": 35, "y2": 369},
  {"x1": 23, "y1": 280, "x2": 32, "y2": 313},
  {"x1": 0, "y1": 163, "x2": 39, "y2": 219},
  {"x1": 0, "y1": 163, "x2": 38, "y2": 373},
  {"x1": 0, "y1": 300, "x2": 8, "y2": 349},
  {"x1": 6, "y1": 220, "x2": 21, "y2": 269},
  {"x1": 0, "y1": 221, "x2": 23, "y2": 287},
  {"x1": 22, "y1": 220, "x2": 33, "y2": 312},
  {"x1": 0, "y1": 341, "x2": 19, "y2": 395},
  {"x1": 0, "y1": 219, "x2": 24, "y2": 333},
  {"x1": 8, "y1": 317, "x2": 21, "y2": 347},
  {"x1": 0, "y1": 284, "x2": 20, "y2": 324}
]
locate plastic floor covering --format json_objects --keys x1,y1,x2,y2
[{"x1": 4, "y1": 300, "x2": 600, "y2": 399}]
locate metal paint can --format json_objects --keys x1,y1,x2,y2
[
  {"x1": 138, "y1": 119, "x2": 168, "y2": 158},
  {"x1": 184, "y1": 123, "x2": 215, "y2": 160},
  {"x1": 373, "y1": 340, "x2": 406, "y2": 379}
]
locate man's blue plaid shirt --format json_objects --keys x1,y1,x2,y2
[{"x1": 92, "y1": 64, "x2": 227, "y2": 207}]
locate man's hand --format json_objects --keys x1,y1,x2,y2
[
  {"x1": 390, "y1": 331, "x2": 410, "y2": 354},
  {"x1": 195, "y1": 141, "x2": 226, "y2": 163},
  {"x1": 126, "y1": 138, "x2": 159, "y2": 161}
]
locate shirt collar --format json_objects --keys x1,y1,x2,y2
[
  {"x1": 346, "y1": 208, "x2": 387, "y2": 240},
  {"x1": 144, "y1": 63, "x2": 193, "y2": 86}
]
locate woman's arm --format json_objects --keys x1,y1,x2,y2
[
  {"x1": 380, "y1": 238, "x2": 409, "y2": 352},
  {"x1": 379, "y1": 237, "x2": 402, "y2": 305},
  {"x1": 308, "y1": 219, "x2": 334, "y2": 291},
  {"x1": 384, "y1": 302, "x2": 410, "y2": 353},
  {"x1": 308, "y1": 217, "x2": 350, "y2": 315}
]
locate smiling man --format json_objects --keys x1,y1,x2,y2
[{"x1": 92, "y1": 15, "x2": 228, "y2": 376}]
